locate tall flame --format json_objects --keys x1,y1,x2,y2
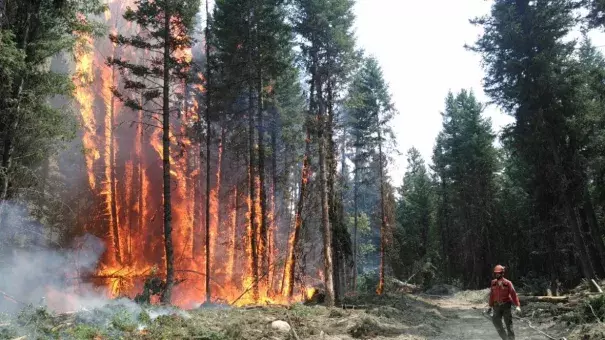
[
  {"x1": 74, "y1": 33, "x2": 98, "y2": 190},
  {"x1": 69, "y1": 0, "x2": 310, "y2": 309}
]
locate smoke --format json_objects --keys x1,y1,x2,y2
[{"x1": 0, "y1": 202, "x2": 107, "y2": 314}]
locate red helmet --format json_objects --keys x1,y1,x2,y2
[{"x1": 493, "y1": 265, "x2": 505, "y2": 274}]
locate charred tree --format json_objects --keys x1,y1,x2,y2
[
  {"x1": 203, "y1": 0, "x2": 212, "y2": 303},
  {"x1": 106, "y1": 0, "x2": 198, "y2": 304},
  {"x1": 281, "y1": 59, "x2": 315, "y2": 298},
  {"x1": 160, "y1": 6, "x2": 175, "y2": 304}
]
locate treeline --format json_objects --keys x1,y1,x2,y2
[{"x1": 391, "y1": 0, "x2": 605, "y2": 293}]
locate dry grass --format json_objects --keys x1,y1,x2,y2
[{"x1": 0, "y1": 293, "x2": 449, "y2": 340}]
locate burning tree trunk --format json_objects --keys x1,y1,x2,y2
[
  {"x1": 212, "y1": 127, "x2": 225, "y2": 271},
  {"x1": 204, "y1": 0, "x2": 212, "y2": 304},
  {"x1": 161, "y1": 6, "x2": 175, "y2": 304},
  {"x1": 257, "y1": 71, "x2": 269, "y2": 291},
  {"x1": 106, "y1": 58, "x2": 121, "y2": 265},
  {"x1": 270, "y1": 106, "x2": 278, "y2": 289},
  {"x1": 281, "y1": 64, "x2": 316, "y2": 298},
  {"x1": 137, "y1": 95, "x2": 145, "y2": 255},
  {"x1": 248, "y1": 87, "x2": 260, "y2": 301},
  {"x1": 227, "y1": 185, "x2": 238, "y2": 281}
]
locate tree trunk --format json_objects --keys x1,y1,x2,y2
[
  {"x1": 160, "y1": 6, "x2": 174, "y2": 304},
  {"x1": 583, "y1": 187, "x2": 605, "y2": 275},
  {"x1": 578, "y1": 206, "x2": 605, "y2": 277},
  {"x1": 257, "y1": 69, "x2": 269, "y2": 290},
  {"x1": 227, "y1": 185, "x2": 238, "y2": 282},
  {"x1": 270, "y1": 106, "x2": 278, "y2": 290},
  {"x1": 108, "y1": 62, "x2": 121, "y2": 265},
  {"x1": 326, "y1": 78, "x2": 344, "y2": 302},
  {"x1": 248, "y1": 86, "x2": 260, "y2": 301},
  {"x1": 376, "y1": 129, "x2": 386, "y2": 295},
  {"x1": 204, "y1": 0, "x2": 212, "y2": 304},
  {"x1": 317, "y1": 79, "x2": 335, "y2": 307},
  {"x1": 246, "y1": 0, "x2": 260, "y2": 302},
  {"x1": 138, "y1": 94, "x2": 147, "y2": 256},
  {"x1": 281, "y1": 66, "x2": 315, "y2": 298},
  {"x1": 440, "y1": 178, "x2": 450, "y2": 278},
  {"x1": 538, "y1": 108, "x2": 595, "y2": 279},
  {"x1": 340, "y1": 125, "x2": 349, "y2": 292},
  {"x1": 353, "y1": 154, "x2": 359, "y2": 292}
]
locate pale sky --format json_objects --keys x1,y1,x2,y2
[
  {"x1": 354, "y1": 0, "x2": 515, "y2": 187},
  {"x1": 354, "y1": 0, "x2": 605, "y2": 187}
]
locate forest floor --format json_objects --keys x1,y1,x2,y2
[
  {"x1": 1, "y1": 285, "x2": 603, "y2": 339},
  {"x1": 426, "y1": 295, "x2": 568, "y2": 340}
]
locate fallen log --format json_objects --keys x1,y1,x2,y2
[
  {"x1": 340, "y1": 304, "x2": 369, "y2": 310},
  {"x1": 519, "y1": 296, "x2": 569, "y2": 304},
  {"x1": 388, "y1": 278, "x2": 421, "y2": 294},
  {"x1": 590, "y1": 279, "x2": 603, "y2": 293}
]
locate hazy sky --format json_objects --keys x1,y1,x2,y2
[{"x1": 354, "y1": 0, "x2": 516, "y2": 186}]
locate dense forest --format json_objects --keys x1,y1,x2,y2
[{"x1": 4, "y1": 0, "x2": 605, "y2": 312}]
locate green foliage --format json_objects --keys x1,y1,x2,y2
[
  {"x1": 138, "y1": 309, "x2": 152, "y2": 325},
  {"x1": 347, "y1": 212, "x2": 375, "y2": 270},
  {"x1": 432, "y1": 90, "x2": 499, "y2": 288},
  {"x1": 69, "y1": 324, "x2": 106, "y2": 340},
  {"x1": 111, "y1": 308, "x2": 138, "y2": 332},
  {"x1": 346, "y1": 57, "x2": 395, "y2": 172},
  {"x1": 0, "y1": 0, "x2": 104, "y2": 213},
  {"x1": 392, "y1": 148, "x2": 435, "y2": 286},
  {"x1": 470, "y1": 0, "x2": 605, "y2": 283},
  {"x1": 108, "y1": 0, "x2": 200, "y2": 112},
  {"x1": 580, "y1": 295, "x2": 605, "y2": 323}
]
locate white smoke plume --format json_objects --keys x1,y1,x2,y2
[{"x1": 0, "y1": 202, "x2": 107, "y2": 314}]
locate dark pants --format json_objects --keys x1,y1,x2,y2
[{"x1": 492, "y1": 302, "x2": 514, "y2": 340}]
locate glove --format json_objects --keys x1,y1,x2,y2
[
  {"x1": 515, "y1": 306, "x2": 521, "y2": 313},
  {"x1": 485, "y1": 307, "x2": 492, "y2": 315}
]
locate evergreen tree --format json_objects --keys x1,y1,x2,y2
[
  {"x1": 432, "y1": 90, "x2": 499, "y2": 288},
  {"x1": 292, "y1": 0, "x2": 356, "y2": 305},
  {"x1": 212, "y1": 0, "x2": 293, "y2": 301},
  {"x1": 393, "y1": 148, "x2": 434, "y2": 286},
  {"x1": 0, "y1": 0, "x2": 105, "y2": 230},
  {"x1": 471, "y1": 0, "x2": 605, "y2": 280},
  {"x1": 345, "y1": 56, "x2": 395, "y2": 294},
  {"x1": 106, "y1": 0, "x2": 199, "y2": 304}
]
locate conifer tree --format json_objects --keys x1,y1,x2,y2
[
  {"x1": 106, "y1": 0, "x2": 199, "y2": 304},
  {"x1": 394, "y1": 148, "x2": 434, "y2": 285},
  {"x1": 471, "y1": 0, "x2": 604, "y2": 279},
  {"x1": 0, "y1": 0, "x2": 105, "y2": 229},
  {"x1": 346, "y1": 56, "x2": 395, "y2": 294},
  {"x1": 432, "y1": 90, "x2": 499, "y2": 288}
]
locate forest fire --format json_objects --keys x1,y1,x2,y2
[{"x1": 67, "y1": 0, "x2": 306, "y2": 309}]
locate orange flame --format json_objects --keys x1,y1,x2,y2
[
  {"x1": 67, "y1": 1, "x2": 310, "y2": 310},
  {"x1": 74, "y1": 34, "x2": 98, "y2": 190}
]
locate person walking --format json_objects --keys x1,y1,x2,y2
[{"x1": 486, "y1": 265, "x2": 521, "y2": 340}]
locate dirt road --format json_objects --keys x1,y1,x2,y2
[{"x1": 428, "y1": 298, "x2": 562, "y2": 340}]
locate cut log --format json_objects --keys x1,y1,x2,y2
[
  {"x1": 519, "y1": 296, "x2": 569, "y2": 304},
  {"x1": 590, "y1": 279, "x2": 603, "y2": 293},
  {"x1": 389, "y1": 278, "x2": 421, "y2": 293}
]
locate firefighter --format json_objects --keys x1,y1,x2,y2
[{"x1": 486, "y1": 265, "x2": 521, "y2": 340}]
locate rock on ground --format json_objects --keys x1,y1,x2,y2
[{"x1": 271, "y1": 320, "x2": 291, "y2": 333}]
